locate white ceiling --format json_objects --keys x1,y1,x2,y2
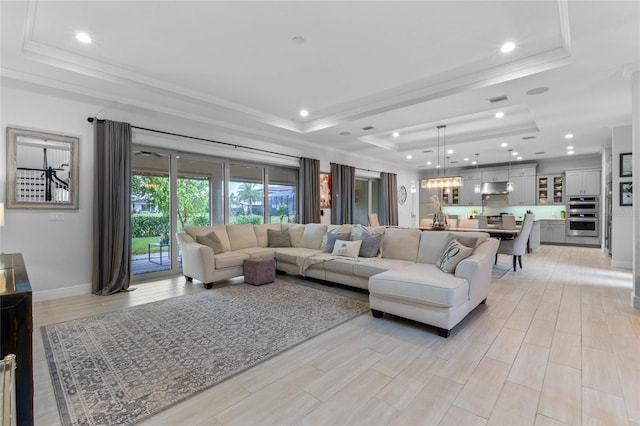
[{"x1": 2, "y1": 1, "x2": 639, "y2": 170}]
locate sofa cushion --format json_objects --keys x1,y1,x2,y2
[
  {"x1": 323, "y1": 257, "x2": 356, "y2": 275},
  {"x1": 359, "y1": 233, "x2": 383, "y2": 258},
  {"x1": 369, "y1": 263, "x2": 469, "y2": 308},
  {"x1": 237, "y1": 247, "x2": 276, "y2": 259},
  {"x1": 325, "y1": 232, "x2": 351, "y2": 252},
  {"x1": 274, "y1": 247, "x2": 321, "y2": 264},
  {"x1": 196, "y1": 232, "x2": 225, "y2": 254},
  {"x1": 185, "y1": 225, "x2": 232, "y2": 252},
  {"x1": 381, "y1": 228, "x2": 421, "y2": 262},
  {"x1": 437, "y1": 239, "x2": 473, "y2": 273},
  {"x1": 331, "y1": 239, "x2": 362, "y2": 258},
  {"x1": 283, "y1": 224, "x2": 306, "y2": 247},
  {"x1": 226, "y1": 224, "x2": 258, "y2": 251},
  {"x1": 214, "y1": 251, "x2": 250, "y2": 269},
  {"x1": 254, "y1": 223, "x2": 282, "y2": 247},
  {"x1": 268, "y1": 229, "x2": 292, "y2": 247},
  {"x1": 352, "y1": 258, "x2": 414, "y2": 278},
  {"x1": 299, "y1": 223, "x2": 328, "y2": 250},
  {"x1": 417, "y1": 231, "x2": 457, "y2": 264}
]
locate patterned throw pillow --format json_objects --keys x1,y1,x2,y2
[
  {"x1": 359, "y1": 233, "x2": 383, "y2": 258},
  {"x1": 437, "y1": 239, "x2": 473, "y2": 273},
  {"x1": 331, "y1": 239, "x2": 362, "y2": 258},
  {"x1": 268, "y1": 229, "x2": 291, "y2": 247},
  {"x1": 196, "y1": 232, "x2": 225, "y2": 254},
  {"x1": 325, "y1": 232, "x2": 351, "y2": 252}
]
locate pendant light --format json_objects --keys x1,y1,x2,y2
[
  {"x1": 506, "y1": 149, "x2": 514, "y2": 192},
  {"x1": 421, "y1": 125, "x2": 464, "y2": 189},
  {"x1": 473, "y1": 153, "x2": 481, "y2": 193}
]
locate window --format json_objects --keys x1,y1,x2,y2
[
  {"x1": 229, "y1": 164, "x2": 264, "y2": 224},
  {"x1": 268, "y1": 166, "x2": 297, "y2": 224}
]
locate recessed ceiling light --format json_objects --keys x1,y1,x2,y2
[
  {"x1": 567, "y1": 151, "x2": 575, "y2": 155},
  {"x1": 472, "y1": 161, "x2": 477, "y2": 165},
  {"x1": 495, "y1": 111, "x2": 505, "y2": 119},
  {"x1": 299, "y1": 109, "x2": 309, "y2": 117},
  {"x1": 463, "y1": 157, "x2": 469, "y2": 162},
  {"x1": 566, "y1": 145, "x2": 574, "y2": 150},
  {"x1": 512, "y1": 151, "x2": 518, "y2": 156},
  {"x1": 501, "y1": 142, "x2": 508, "y2": 147},
  {"x1": 500, "y1": 42, "x2": 516, "y2": 53},
  {"x1": 426, "y1": 161, "x2": 432, "y2": 166},
  {"x1": 526, "y1": 86, "x2": 549, "y2": 95},
  {"x1": 392, "y1": 132, "x2": 399, "y2": 138},
  {"x1": 517, "y1": 156, "x2": 522, "y2": 160},
  {"x1": 436, "y1": 164, "x2": 441, "y2": 168},
  {"x1": 406, "y1": 154, "x2": 412, "y2": 159},
  {"x1": 75, "y1": 32, "x2": 92, "y2": 44},
  {"x1": 447, "y1": 149, "x2": 454, "y2": 154},
  {"x1": 565, "y1": 133, "x2": 574, "y2": 139},
  {"x1": 291, "y1": 36, "x2": 305, "y2": 44}
]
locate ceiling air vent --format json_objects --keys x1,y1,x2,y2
[
  {"x1": 361, "y1": 125, "x2": 375, "y2": 131},
  {"x1": 522, "y1": 136, "x2": 536, "y2": 140},
  {"x1": 534, "y1": 152, "x2": 545, "y2": 155},
  {"x1": 488, "y1": 95, "x2": 509, "y2": 104},
  {"x1": 450, "y1": 161, "x2": 459, "y2": 164},
  {"x1": 422, "y1": 149, "x2": 433, "y2": 153}
]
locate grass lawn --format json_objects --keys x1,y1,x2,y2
[{"x1": 132, "y1": 236, "x2": 164, "y2": 256}]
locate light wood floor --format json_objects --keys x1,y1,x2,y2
[{"x1": 33, "y1": 245, "x2": 639, "y2": 426}]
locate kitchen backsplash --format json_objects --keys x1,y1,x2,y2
[{"x1": 442, "y1": 204, "x2": 566, "y2": 221}]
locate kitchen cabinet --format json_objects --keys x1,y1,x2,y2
[
  {"x1": 459, "y1": 179, "x2": 482, "y2": 205},
  {"x1": 482, "y1": 169, "x2": 509, "y2": 182},
  {"x1": 539, "y1": 220, "x2": 566, "y2": 244},
  {"x1": 441, "y1": 187, "x2": 459, "y2": 205},
  {"x1": 565, "y1": 169, "x2": 600, "y2": 196},
  {"x1": 537, "y1": 174, "x2": 564, "y2": 204},
  {"x1": 510, "y1": 166, "x2": 537, "y2": 177},
  {"x1": 509, "y1": 175, "x2": 536, "y2": 205}
]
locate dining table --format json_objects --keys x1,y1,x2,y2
[{"x1": 418, "y1": 226, "x2": 519, "y2": 240}]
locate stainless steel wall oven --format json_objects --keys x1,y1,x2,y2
[{"x1": 566, "y1": 196, "x2": 599, "y2": 237}]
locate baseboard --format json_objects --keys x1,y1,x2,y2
[
  {"x1": 611, "y1": 260, "x2": 632, "y2": 270},
  {"x1": 33, "y1": 283, "x2": 93, "y2": 302}
]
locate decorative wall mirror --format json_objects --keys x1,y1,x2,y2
[{"x1": 6, "y1": 127, "x2": 79, "y2": 209}]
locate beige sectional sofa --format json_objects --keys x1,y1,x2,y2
[{"x1": 176, "y1": 223, "x2": 499, "y2": 337}]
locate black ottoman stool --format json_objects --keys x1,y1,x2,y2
[{"x1": 243, "y1": 258, "x2": 276, "y2": 286}]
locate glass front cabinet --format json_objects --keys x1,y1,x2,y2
[{"x1": 537, "y1": 174, "x2": 564, "y2": 204}]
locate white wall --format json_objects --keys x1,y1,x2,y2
[
  {"x1": 611, "y1": 125, "x2": 633, "y2": 269},
  {"x1": 1, "y1": 83, "x2": 419, "y2": 299}
]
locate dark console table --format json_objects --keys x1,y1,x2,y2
[{"x1": 0, "y1": 253, "x2": 33, "y2": 426}]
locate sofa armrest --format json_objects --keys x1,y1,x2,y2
[
  {"x1": 176, "y1": 232, "x2": 216, "y2": 283},
  {"x1": 454, "y1": 238, "x2": 499, "y2": 306}
]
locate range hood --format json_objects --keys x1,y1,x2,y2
[{"x1": 481, "y1": 181, "x2": 509, "y2": 195}]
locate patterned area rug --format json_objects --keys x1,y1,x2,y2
[
  {"x1": 492, "y1": 263, "x2": 512, "y2": 279},
  {"x1": 42, "y1": 280, "x2": 369, "y2": 426}
]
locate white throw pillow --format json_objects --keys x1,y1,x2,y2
[{"x1": 331, "y1": 239, "x2": 362, "y2": 258}]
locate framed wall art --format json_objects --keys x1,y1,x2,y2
[
  {"x1": 620, "y1": 181, "x2": 632, "y2": 206},
  {"x1": 320, "y1": 172, "x2": 331, "y2": 208},
  {"x1": 620, "y1": 152, "x2": 632, "y2": 177}
]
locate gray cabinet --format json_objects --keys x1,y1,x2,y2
[
  {"x1": 509, "y1": 175, "x2": 536, "y2": 205},
  {"x1": 539, "y1": 220, "x2": 566, "y2": 244},
  {"x1": 482, "y1": 169, "x2": 509, "y2": 182},
  {"x1": 565, "y1": 169, "x2": 600, "y2": 196},
  {"x1": 459, "y1": 179, "x2": 481, "y2": 205},
  {"x1": 537, "y1": 174, "x2": 564, "y2": 204}
]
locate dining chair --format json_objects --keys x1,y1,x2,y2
[
  {"x1": 475, "y1": 215, "x2": 488, "y2": 229},
  {"x1": 457, "y1": 219, "x2": 479, "y2": 229},
  {"x1": 368, "y1": 213, "x2": 380, "y2": 227},
  {"x1": 496, "y1": 213, "x2": 535, "y2": 271},
  {"x1": 501, "y1": 215, "x2": 517, "y2": 230},
  {"x1": 447, "y1": 218, "x2": 458, "y2": 228}
]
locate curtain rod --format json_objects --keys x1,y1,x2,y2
[
  {"x1": 87, "y1": 117, "x2": 301, "y2": 160},
  {"x1": 330, "y1": 162, "x2": 383, "y2": 175}
]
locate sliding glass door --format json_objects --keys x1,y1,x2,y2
[{"x1": 229, "y1": 163, "x2": 264, "y2": 224}]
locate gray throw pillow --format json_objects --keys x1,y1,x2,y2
[
  {"x1": 437, "y1": 239, "x2": 473, "y2": 273},
  {"x1": 196, "y1": 231, "x2": 225, "y2": 254},
  {"x1": 268, "y1": 229, "x2": 291, "y2": 247},
  {"x1": 359, "y1": 233, "x2": 383, "y2": 258},
  {"x1": 325, "y1": 232, "x2": 351, "y2": 252}
]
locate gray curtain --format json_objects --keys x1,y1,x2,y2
[
  {"x1": 299, "y1": 157, "x2": 320, "y2": 223},
  {"x1": 379, "y1": 172, "x2": 399, "y2": 226},
  {"x1": 330, "y1": 163, "x2": 355, "y2": 225},
  {"x1": 92, "y1": 119, "x2": 132, "y2": 295}
]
